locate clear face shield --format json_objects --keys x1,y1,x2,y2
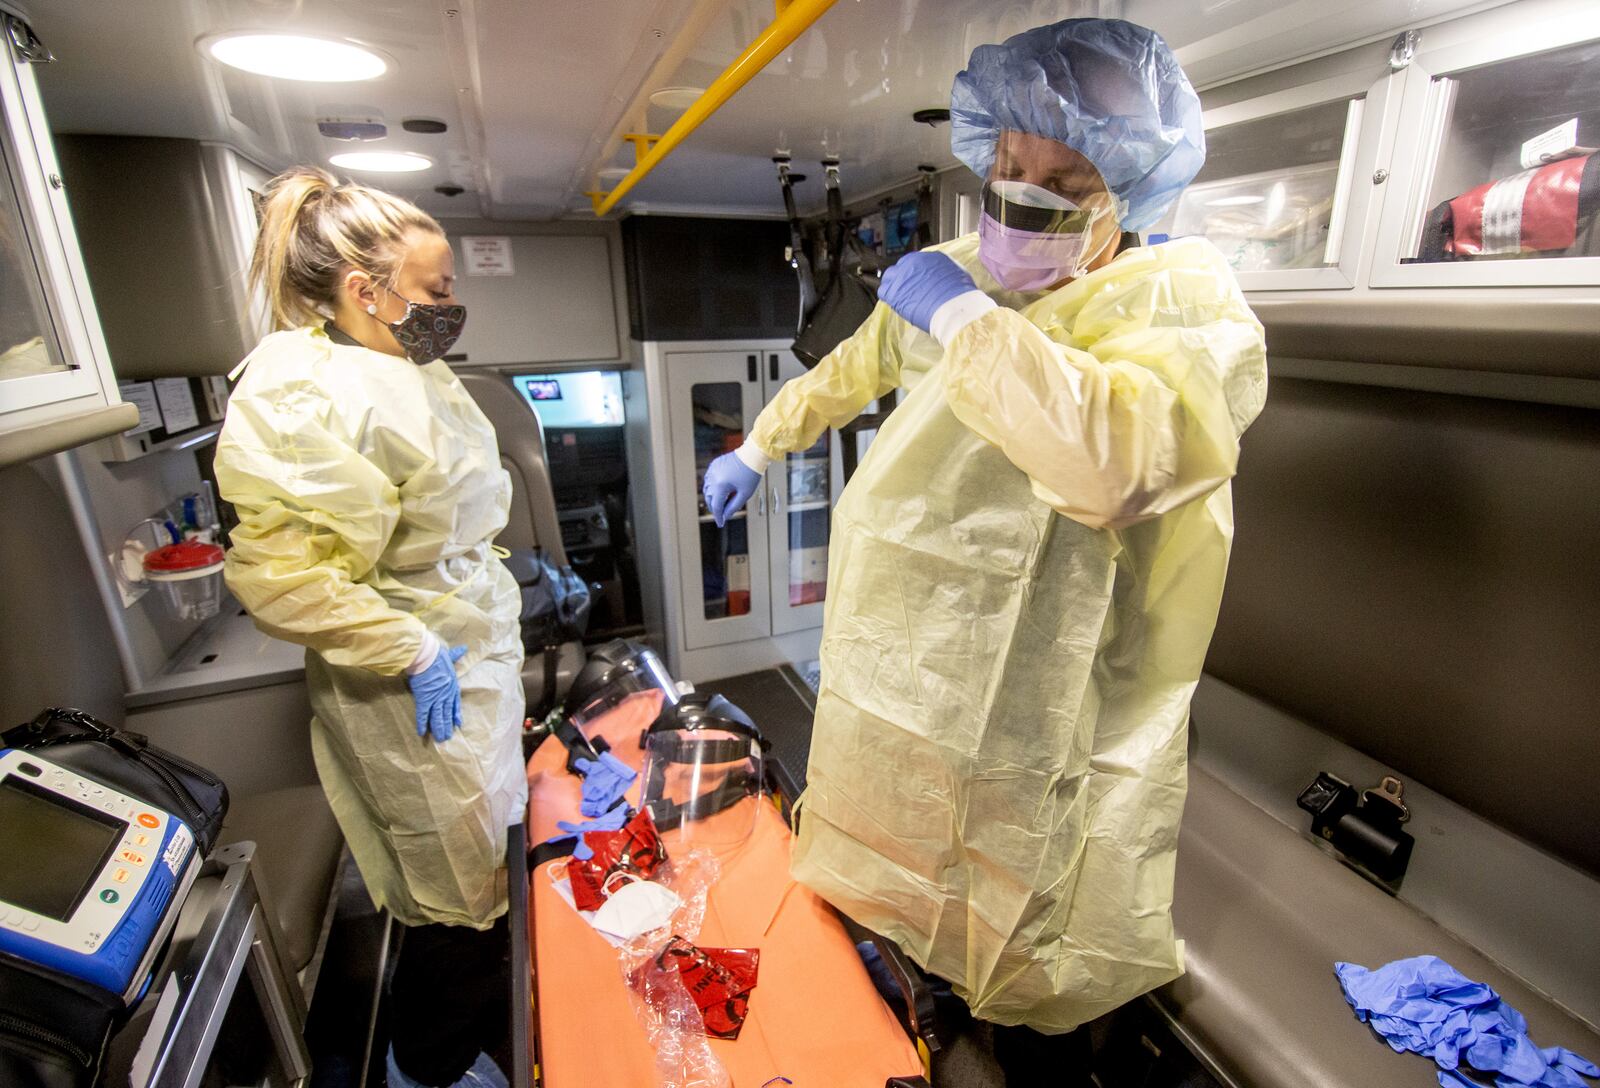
[
  {"x1": 564, "y1": 640, "x2": 680, "y2": 734},
  {"x1": 978, "y1": 131, "x2": 1122, "y2": 291},
  {"x1": 640, "y1": 695, "x2": 769, "y2": 848}
]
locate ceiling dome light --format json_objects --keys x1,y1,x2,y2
[
  {"x1": 201, "y1": 32, "x2": 389, "y2": 82},
  {"x1": 330, "y1": 150, "x2": 433, "y2": 173},
  {"x1": 649, "y1": 86, "x2": 705, "y2": 111}
]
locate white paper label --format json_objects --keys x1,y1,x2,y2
[
  {"x1": 118, "y1": 381, "x2": 161, "y2": 435},
  {"x1": 726, "y1": 553, "x2": 749, "y2": 593},
  {"x1": 462, "y1": 235, "x2": 515, "y2": 276},
  {"x1": 1521, "y1": 119, "x2": 1579, "y2": 170},
  {"x1": 201, "y1": 374, "x2": 231, "y2": 421},
  {"x1": 154, "y1": 378, "x2": 200, "y2": 432}
]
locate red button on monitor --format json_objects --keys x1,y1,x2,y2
[{"x1": 137, "y1": 813, "x2": 159, "y2": 828}]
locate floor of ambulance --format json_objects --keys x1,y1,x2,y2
[{"x1": 302, "y1": 664, "x2": 1012, "y2": 1088}]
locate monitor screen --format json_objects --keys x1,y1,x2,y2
[
  {"x1": 513, "y1": 370, "x2": 625, "y2": 429},
  {"x1": 0, "y1": 777, "x2": 125, "y2": 921}
]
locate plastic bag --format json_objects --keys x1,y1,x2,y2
[
  {"x1": 653, "y1": 937, "x2": 760, "y2": 1039},
  {"x1": 616, "y1": 851, "x2": 731, "y2": 1088},
  {"x1": 568, "y1": 808, "x2": 668, "y2": 911}
]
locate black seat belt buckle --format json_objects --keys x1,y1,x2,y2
[{"x1": 1298, "y1": 771, "x2": 1415, "y2": 889}]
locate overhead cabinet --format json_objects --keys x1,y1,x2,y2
[
  {"x1": 623, "y1": 216, "x2": 800, "y2": 341},
  {"x1": 1149, "y1": 83, "x2": 1384, "y2": 292},
  {"x1": 446, "y1": 233, "x2": 623, "y2": 366},
  {"x1": 55, "y1": 136, "x2": 271, "y2": 380},
  {"x1": 1157, "y1": 0, "x2": 1600, "y2": 296},
  {"x1": 0, "y1": 10, "x2": 134, "y2": 465},
  {"x1": 1370, "y1": 8, "x2": 1600, "y2": 287}
]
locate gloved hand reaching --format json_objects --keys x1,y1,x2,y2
[
  {"x1": 878, "y1": 251, "x2": 980, "y2": 333},
  {"x1": 408, "y1": 644, "x2": 468, "y2": 743},
  {"x1": 702, "y1": 452, "x2": 762, "y2": 528}
]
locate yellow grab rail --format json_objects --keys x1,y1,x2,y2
[{"x1": 591, "y1": 0, "x2": 839, "y2": 216}]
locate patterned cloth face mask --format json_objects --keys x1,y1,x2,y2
[{"x1": 384, "y1": 290, "x2": 467, "y2": 364}]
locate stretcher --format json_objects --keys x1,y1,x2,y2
[{"x1": 522, "y1": 694, "x2": 934, "y2": 1087}]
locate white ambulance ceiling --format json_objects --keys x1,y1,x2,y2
[{"x1": 29, "y1": 0, "x2": 1509, "y2": 223}]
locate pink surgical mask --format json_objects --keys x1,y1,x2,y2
[{"x1": 977, "y1": 180, "x2": 1113, "y2": 292}]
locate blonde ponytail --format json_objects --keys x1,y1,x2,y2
[{"x1": 249, "y1": 166, "x2": 443, "y2": 330}]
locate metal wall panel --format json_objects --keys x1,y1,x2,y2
[{"x1": 1207, "y1": 376, "x2": 1600, "y2": 876}]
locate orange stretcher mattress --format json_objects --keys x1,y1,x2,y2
[{"x1": 525, "y1": 694, "x2": 924, "y2": 1087}]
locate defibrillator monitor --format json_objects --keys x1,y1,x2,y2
[{"x1": 0, "y1": 749, "x2": 198, "y2": 1002}]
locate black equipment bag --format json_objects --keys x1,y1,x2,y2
[
  {"x1": 2, "y1": 707, "x2": 228, "y2": 855},
  {"x1": 0, "y1": 707, "x2": 229, "y2": 1087},
  {"x1": 502, "y1": 547, "x2": 592, "y2": 715},
  {"x1": 0, "y1": 956, "x2": 124, "y2": 1088},
  {"x1": 791, "y1": 164, "x2": 881, "y2": 369}
]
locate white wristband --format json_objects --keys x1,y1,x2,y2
[
  {"x1": 406, "y1": 630, "x2": 442, "y2": 675},
  {"x1": 930, "y1": 290, "x2": 999, "y2": 347},
  {"x1": 733, "y1": 443, "x2": 772, "y2": 474}
]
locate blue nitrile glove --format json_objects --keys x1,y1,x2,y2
[
  {"x1": 409, "y1": 645, "x2": 468, "y2": 743},
  {"x1": 1336, "y1": 957, "x2": 1599, "y2": 1088},
  {"x1": 547, "y1": 806, "x2": 630, "y2": 860},
  {"x1": 878, "y1": 251, "x2": 979, "y2": 333},
  {"x1": 575, "y1": 751, "x2": 637, "y2": 817},
  {"x1": 702, "y1": 452, "x2": 762, "y2": 528}
]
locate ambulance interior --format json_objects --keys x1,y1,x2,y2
[{"x1": 0, "y1": 0, "x2": 1596, "y2": 1085}]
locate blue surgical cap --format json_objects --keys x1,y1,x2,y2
[{"x1": 950, "y1": 18, "x2": 1205, "y2": 231}]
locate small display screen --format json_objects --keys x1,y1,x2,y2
[
  {"x1": 514, "y1": 370, "x2": 625, "y2": 429},
  {"x1": 0, "y1": 776, "x2": 126, "y2": 922}
]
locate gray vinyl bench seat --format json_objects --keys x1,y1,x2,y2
[{"x1": 1157, "y1": 768, "x2": 1600, "y2": 1088}]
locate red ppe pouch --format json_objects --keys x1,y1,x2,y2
[
  {"x1": 655, "y1": 936, "x2": 761, "y2": 1040},
  {"x1": 568, "y1": 808, "x2": 667, "y2": 911}
]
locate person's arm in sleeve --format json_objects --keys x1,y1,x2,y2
[
  {"x1": 938, "y1": 270, "x2": 1266, "y2": 530},
  {"x1": 215, "y1": 394, "x2": 435, "y2": 676},
  {"x1": 741, "y1": 301, "x2": 907, "y2": 470}
]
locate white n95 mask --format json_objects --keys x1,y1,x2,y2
[{"x1": 590, "y1": 878, "x2": 682, "y2": 942}]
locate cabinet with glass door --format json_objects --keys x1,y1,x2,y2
[
  {"x1": 665, "y1": 347, "x2": 842, "y2": 656},
  {"x1": 0, "y1": 9, "x2": 130, "y2": 461},
  {"x1": 1372, "y1": 4, "x2": 1600, "y2": 287}
]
